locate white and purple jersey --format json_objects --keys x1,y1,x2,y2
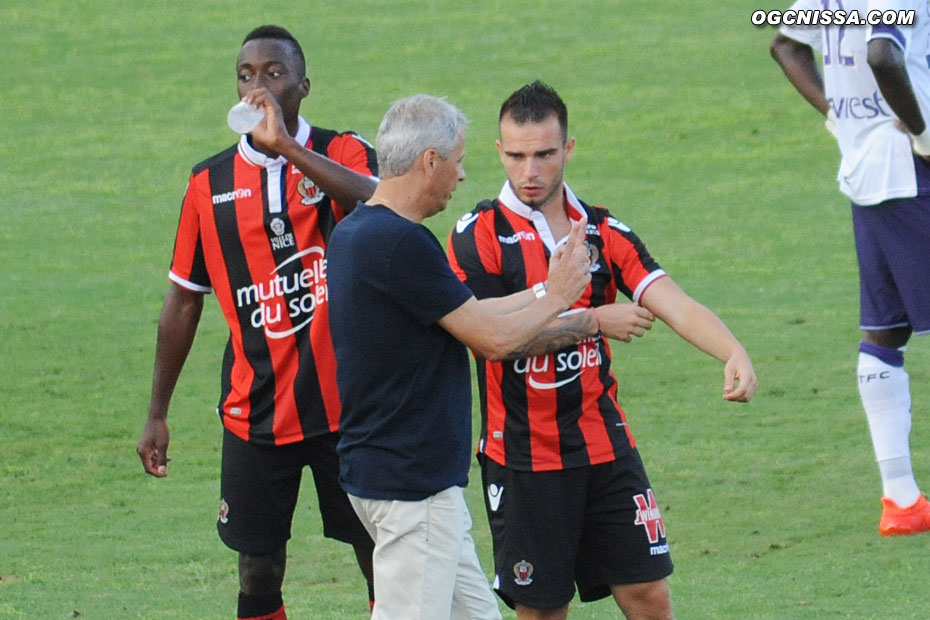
[{"x1": 781, "y1": 0, "x2": 930, "y2": 205}]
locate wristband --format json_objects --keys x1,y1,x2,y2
[
  {"x1": 533, "y1": 282, "x2": 547, "y2": 299},
  {"x1": 911, "y1": 128, "x2": 930, "y2": 157}
]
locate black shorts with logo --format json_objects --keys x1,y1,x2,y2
[
  {"x1": 481, "y1": 449, "x2": 673, "y2": 610},
  {"x1": 218, "y1": 428, "x2": 373, "y2": 554}
]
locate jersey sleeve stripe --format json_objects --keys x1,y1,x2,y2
[
  {"x1": 633, "y1": 270, "x2": 667, "y2": 303},
  {"x1": 168, "y1": 271, "x2": 213, "y2": 293},
  {"x1": 869, "y1": 24, "x2": 906, "y2": 49}
]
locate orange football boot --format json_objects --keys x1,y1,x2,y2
[{"x1": 879, "y1": 495, "x2": 930, "y2": 536}]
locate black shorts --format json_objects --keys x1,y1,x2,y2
[
  {"x1": 218, "y1": 428, "x2": 373, "y2": 555},
  {"x1": 481, "y1": 449, "x2": 673, "y2": 610}
]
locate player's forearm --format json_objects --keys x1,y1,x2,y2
[
  {"x1": 277, "y1": 138, "x2": 377, "y2": 210},
  {"x1": 667, "y1": 302, "x2": 746, "y2": 366},
  {"x1": 642, "y1": 277, "x2": 742, "y2": 365},
  {"x1": 771, "y1": 34, "x2": 830, "y2": 115},
  {"x1": 147, "y1": 286, "x2": 203, "y2": 420},
  {"x1": 868, "y1": 39, "x2": 926, "y2": 135}
]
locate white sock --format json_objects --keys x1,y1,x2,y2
[
  {"x1": 878, "y1": 457, "x2": 920, "y2": 508},
  {"x1": 857, "y1": 350, "x2": 920, "y2": 508}
]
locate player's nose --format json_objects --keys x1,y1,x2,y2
[{"x1": 524, "y1": 158, "x2": 539, "y2": 178}]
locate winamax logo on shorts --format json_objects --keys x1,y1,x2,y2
[
  {"x1": 633, "y1": 489, "x2": 669, "y2": 556},
  {"x1": 234, "y1": 246, "x2": 328, "y2": 338}
]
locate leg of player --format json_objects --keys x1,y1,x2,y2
[
  {"x1": 238, "y1": 546, "x2": 288, "y2": 619},
  {"x1": 610, "y1": 579, "x2": 673, "y2": 620},
  {"x1": 859, "y1": 327, "x2": 930, "y2": 536},
  {"x1": 351, "y1": 543, "x2": 375, "y2": 610}
]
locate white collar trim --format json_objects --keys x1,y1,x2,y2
[
  {"x1": 237, "y1": 116, "x2": 311, "y2": 168},
  {"x1": 497, "y1": 181, "x2": 586, "y2": 252}
]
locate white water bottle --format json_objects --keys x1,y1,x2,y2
[{"x1": 227, "y1": 100, "x2": 265, "y2": 134}]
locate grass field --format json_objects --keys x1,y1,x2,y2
[{"x1": 2, "y1": 1, "x2": 929, "y2": 618}]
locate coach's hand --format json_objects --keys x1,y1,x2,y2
[
  {"x1": 138, "y1": 418, "x2": 170, "y2": 477},
  {"x1": 546, "y1": 218, "x2": 591, "y2": 309}
]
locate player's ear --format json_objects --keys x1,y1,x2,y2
[
  {"x1": 421, "y1": 148, "x2": 439, "y2": 176},
  {"x1": 495, "y1": 139, "x2": 504, "y2": 161},
  {"x1": 564, "y1": 136, "x2": 576, "y2": 162},
  {"x1": 299, "y1": 77, "x2": 311, "y2": 99}
]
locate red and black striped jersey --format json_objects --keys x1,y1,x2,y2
[
  {"x1": 169, "y1": 116, "x2": 377, "y2": 446},
  {"x1": 447, "y1": 182, "x2": 666, "y2": 472}
]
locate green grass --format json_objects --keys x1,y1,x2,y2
[{"x1": 3, "y1": 1, "x2": 930, "y2": 618}]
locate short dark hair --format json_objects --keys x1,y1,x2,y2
[
  {"x1": 241, "y1": 25, "x2": 306, "y2": 76},
  {"x1": 499, "y1": 80, "x2": 568, "y2": 141}
]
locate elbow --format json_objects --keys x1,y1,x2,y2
[
  {"x1": 867, "y1": 40, "x2": 899, "y2": 74},
  {"x1": 769, "y1": 36, "x2": 784, "y2": 63},
  {"x1": 470, "y1": 339, "x2": 510, "y2": 362},
  {"x1": 769, "y1": 34, "x2": 793, "y2": 65},
  {"x1": 467, "y1": 328, "x2": 516, "y2": 361},
  {"x1": 866, "y1": 49, "x2": 887, "y2": 73},
  {"x1": 482, "y1": 350, "x2": 510, "y2": 363}
]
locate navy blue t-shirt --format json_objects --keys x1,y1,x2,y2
[{"x1": 327, "y1": 204, "x2": 475, "y2": 501}]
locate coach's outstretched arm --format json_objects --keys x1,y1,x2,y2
[
  {"x1": 244, "y1": 88, "x2": 377, "y2": 210},
  {"x1": 440, "y1": 219, "x2": 592, "y2": 361},
  {"x1": 474, "y1": 302, "x2": 656, "y2": 361},
  {"x1": 640, "y1": 277, "x2": 758, "y2": 402},
  {"x1": 137, "y1": 284, "x2": 204, "y2": 477}
]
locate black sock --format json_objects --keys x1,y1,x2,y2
[{"x1": 237, "y1": 591, "x2": 284, "y2": 619}]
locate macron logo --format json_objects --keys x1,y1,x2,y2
[
  {"x1": 456, "y1": 212, "x2": 479, "y2": 234},
  {"x1": 212, "y1": 188, "x2": 253, "y2": 205},
  {"x1": 498, "y1": 231, "x2": 537, "y2": 245}
]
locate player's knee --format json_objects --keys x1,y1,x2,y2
[
  {"x1": 611, "y1": 579, "x2": 673, "y2": 620},
  {"x1": 862, "y1": 327, "x2": 911, "y2": 350},
  {"x1": 239, "y1": 547, "x2": 287, "y2": 596},
  {"x1": 514, "y1": 603, "x2": 569, "y2": 620}
]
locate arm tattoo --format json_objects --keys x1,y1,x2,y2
[{"x1": 504, "y1": 310, "x2": 597, "y2": 360}]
